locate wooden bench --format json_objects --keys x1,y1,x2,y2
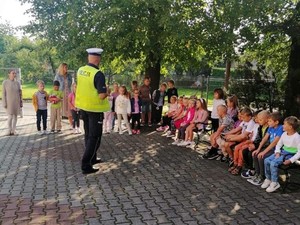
[{"x1": 279, "y1": 160, "x2": 300, "y2": 193}]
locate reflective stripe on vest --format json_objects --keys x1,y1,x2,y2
[{"x1": 75, "y1": 65, "x2": 110, "y2": 112}]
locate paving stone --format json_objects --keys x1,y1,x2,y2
[{"x1": 1, "y1": 105, "x2": 300, "y2": 224}]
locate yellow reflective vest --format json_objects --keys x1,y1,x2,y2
[{"x1": 75, "y1": 65, "x2": 110, "y2": 112}]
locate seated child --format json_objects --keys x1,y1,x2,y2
[
  {"x1": 248, "y1": 112, "x2": 283, "y2": 186},
  {"x1": 261, "y1": 116, "x2": 300, "y2": 193},
  {"x1": 172, "y1": 98, "x2": 196, "y2": 145},
  {"x1": 227, "y1": 95, "x2": 239, "y2": 121},
  {"x1": 165, "y1": 96, "x2": 187, "y2": 138},
  {"x1": 221, "y1": 107, "x2": 255, "y2": 164},
  {"x1": 241, "y1": 110, "x2": 270, "y2": 179},
  {"x1": 156, "y1": 95, "x2": 178, "y2": 132},
  {"x1": 204, "y1": 105, "x2": 234, "y2": 159},
  {"x1": 178, "y1": 98, "x2": 209, "y2": 147},
  {"x1": 229, "y1": 111, "x2": 260, "y2": 175}
]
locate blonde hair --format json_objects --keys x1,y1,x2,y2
[
  {"x1": 36, "y1": 80, "x2": 45, "y2": 86},
  {"x1": 57, "y1": 63, "x2": 68, "y2": 76}
]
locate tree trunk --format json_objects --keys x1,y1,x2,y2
[
  {"x1": 284, "y1": 37, "x2": 300, "y2": 117},
  {"x1": 145, "y1": 51, "x2": 161, "y2": 91},
  {"x1": 224, "y1": 60, "x2": 231, "y2": 91}
]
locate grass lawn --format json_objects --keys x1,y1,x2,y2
[{"x1": 21, "y1": 83, "x2": 52, "y2": 99}]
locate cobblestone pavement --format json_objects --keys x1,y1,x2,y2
[{"x1": 1, "y1": 104, "x2": 300, "y2": 225}]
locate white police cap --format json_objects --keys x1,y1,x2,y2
[{"x1": 86, "y1": 48, "x2": 103, "y2": 56}]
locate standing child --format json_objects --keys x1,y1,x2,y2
[
  {"x1": 115, "y1": 85, "x2": 132, "y2": 135},
  {"x1": 103, "y1": 86, "x2": 114, "y2": 134},
  {"x1": 249, "y1": 112, "x2": 284, "y2": 186},
  {"x1": 130, "y1": 80, "x2": 139, "y2": 98},
  {"x1": 131, "y1": 89, "x2": 142, "y2": 134},
  {"x1": 152, "y1": 83, "x2": 167, "y2": 125},
  {"x1": 32, "y1": 80, "x2": 49, "y2": 135},
  {"x1": 166, "y1": 80, "x2": 178, "y2": 103},
  {"x1": 262, "y1": 116, "x2": 300, "y2": 192},
  {"x1": 139, "y1": 76, "x2": 152, "y2": 126},
  {"x1": 49, "y1": 80, "x2": 63, "y2": 133},
  {"x1": 68, "y1": 83, "x2": 81, "y2": 134},
  {"x1": 211, "y1": 88, "x2": 225, "y2": 132}
]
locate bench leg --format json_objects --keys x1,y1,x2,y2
[{"x1": 281, "y1": 169, "x2": 290, "y2": 193}]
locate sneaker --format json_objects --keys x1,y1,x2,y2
[
  {"x1": 57, "y1": 130, "x2": 61, "y2": 133},
  {"x1": 156, "y1": 126, "x2": 164, "y2": 132},
  {"x1": 163, "y1": 126, "x2": 169, "y2": 132},
  {"x1": 207, "y1": 153, "x2": 219, "y2": 160},
  {"x1": 73, "y1": 129, "x2": 77, "y2": 134},
  {"x1": 132, "y1": 129, "x2": 137, "y2": 134},
  {"x1": 241, "y1": 169, "x2": 256, "y2": 179},
  {"x1": 77, "y1": 128, "x2": 82, "y2": 133},
  {"x1": 119, "y1": 131, "x2": 123, "y2": 135},
  {"x1": 136, "y1": 130, "x2": 140, "y2": 134},
  {"x1": 148, "y1": 123, "x2": 152, "y2": 127},
  {"x1": 215, "y1": 154, "x2": 222, "y2": 161},
  {"x1": 248, "y1": 176, "x2": 264, "y2": 186},
  {"x1": 177, "y1": 141, "x2": 190, "y2": 146},
  {"x1": 140, "y1": 122, "x2": 145, "y2": 127},
  {"x1": 220, "y1": 155, "x2": 228, "y2": 162},
  {"x1": 166, "y1": 132, "x2": 175, "y2": 138},
  {"x1": 266, "y1": 182, "x2": 280, "y2": 193},
  {"x1": 203, "y1": 148, "x2": 218, "y2": 159},
  {"x1": 172, "y1": 139, "x2": 180, "y2": 145},
  {"x1": 261, "y1": 179, "x2": 272, "y2": 189},
  {"x1": 51, "y1": 130, "x2": 55, "y2": 134},
  {"x1": 128, "y1": 131, "x2": 132, "y2": 135},
  {"x1": 37, "y1": 130, "x2": 43, "y2": 135},
  {"x1": 161, "y1": 131, "x2": 169, "y2": 136}
]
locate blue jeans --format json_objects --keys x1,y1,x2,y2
[{"x1": 264, "y1": 151, "x2": 294, "y2": 182}]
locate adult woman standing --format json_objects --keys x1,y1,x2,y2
[
  {"x1": 2, "y1": 70, "x2": 22, "y2": 135},
  {"x1": 54, "y1": 63, "x2": 73, "y2": 128}
]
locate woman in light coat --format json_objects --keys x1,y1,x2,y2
[
  {"x1": 54, "y1": 63, "x2": 73, "y2": 128},
  {"x1": 2, "y1": 70, "x2": 22, "y2": 135}
]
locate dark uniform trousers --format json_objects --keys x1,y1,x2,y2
[{"x1": 80, "y1": 110, "x2": 103, "y2": 170}]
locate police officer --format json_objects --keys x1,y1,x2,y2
[{"x1": 75, "y1": 48, "x2": 110, "y2": 174}]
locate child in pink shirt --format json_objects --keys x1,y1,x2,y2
[
  {"x1": 172, "y1": 99, "x2": 196, "y2": 145},
  {"x1": 68, "y1": 83, "x2": 81, "y2": 134},
  {"x1": 178, "y1": 98, "x2": 209, "y2": 146}
]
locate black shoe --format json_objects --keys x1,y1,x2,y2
[
  {"x1": 207, "y1": 153, "x2": 219, "y2": 160},
  {"x1": 82, "y1": 168, "x2": 99, "y2": 174},
  {"x1": 220, "y1": 156, "x2": 228, "y2": 162},
  {"x1": 92, "y1": 158, "x2": 103, "y2": 165}
]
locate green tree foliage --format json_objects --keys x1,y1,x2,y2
[
  {"x1": 0, "y1": 23, "x2": 58, "y2": 83},
  {"x1": 20, "y1": 0, "x2": 208, "y2": 89}
]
